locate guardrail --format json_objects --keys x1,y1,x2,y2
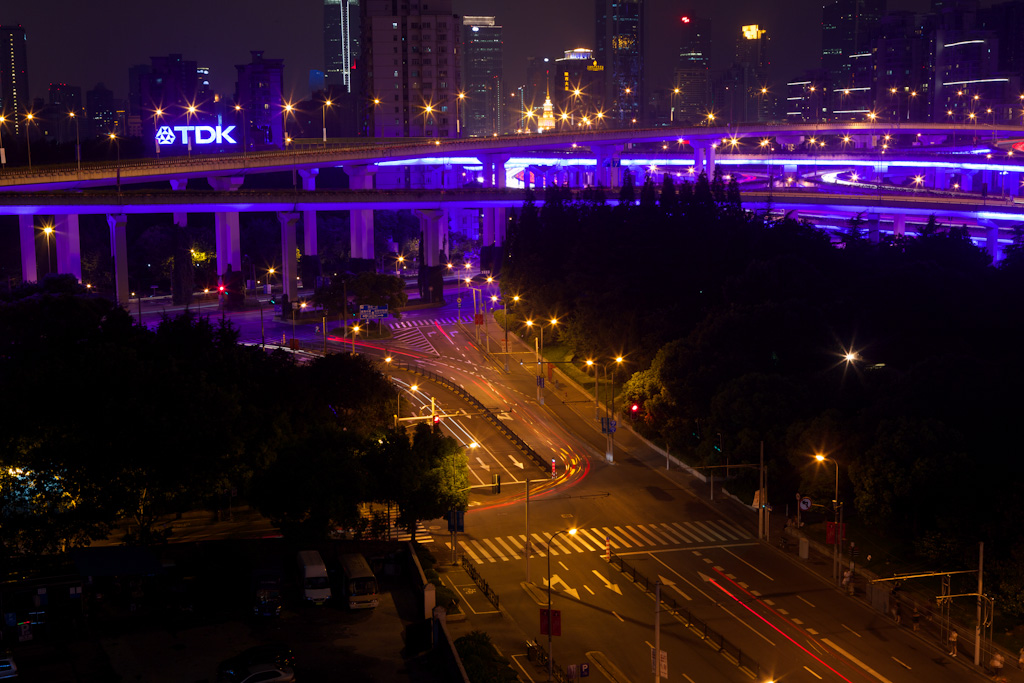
[
  {"x1": 526, "y1": 640, "x2": 570, "y2": 683},
  {"x1": 607, "y1": 552, "x2": 762, "y2": 678},
  {"x1": 392, "y1": 360, "x2": 548, "y2": 471},
  {"x1": 460, "y1": 556, "x2": 499, "y2": 610}
]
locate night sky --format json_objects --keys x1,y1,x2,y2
[{"x1": 1, "y1": 0, "x2": 955, "y2": 110}]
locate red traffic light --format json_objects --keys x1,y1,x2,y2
[
  {"x1": 433, "y1": 415, "x2": 441, "y2": 424},
  {"x1": 631, "y1": 403, "x2": 639, "y2": 412},
  {"x1": 218, "y1": 285, "x2": 225, "y2": 292}
]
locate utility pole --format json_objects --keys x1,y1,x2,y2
[
  {"x1": 758, "y1": 441, "x2": 766, "y2": 540},
  {"x1": 975, "y1": 542, "x2": 983, "y2": 667},
  {"x1": 654, "y1": 581, "x2": 661, "y2": 683},
  {"x1": 525, "y1": 479, "x2": 531, "y2": 583}
]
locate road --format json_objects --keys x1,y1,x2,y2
[{"x1": 136, "y1": 289, "x2": 987, "y2": 682}]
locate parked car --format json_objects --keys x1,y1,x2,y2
[
  {"x1": 217, "y1": 644, "x2": 295, "y2": 681},
  {"x1": 0, "y1": 653, "x2": 16, "y2": 679},
  {"x1": 252, "y1": 570, "x2": 284, "y2": 617}
]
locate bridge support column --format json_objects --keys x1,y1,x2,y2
[
  {"x1": 1009, "y1": 172, "x2": 1021, "y2": 197},
  {"x1": 866, "y1": 216, "x2": 881, "y2": 244},
  {"x1": 277, "y1": 212, "x2": 300, "y2": 304},
  {"x1": 209, "y1": 177, "x2": 244, "y2": 281},
  {"x1": 19, "y1": 215, "x2": 37, "y2": 283},
  {"x1": 299, "y1": 169, "x2": 320, "y2": 257},
  {"x1": 345, "y1": 164, "x2": 377, "y2": 261},
  {"x1": 107, "y1": 214, "x2": 129, "y2": 306},
  {"x1": 980, "y1": 220, "x2": 1002, "y2": 262},
  {"x1": 891, "y1": 214, "x2": 906, "y2": 238},
  {"x1": 481, "y1": 154, "x2": 509, "y2": 189},
  {"x1": 54, "y1": 214, "x2": 82, "y2": 282},
  {"x1": 415, "y1": 209, "x2": 446, "y2": 268},
  {"x1": 169, "y1": 178, "x2": 188, "y2": 228}
]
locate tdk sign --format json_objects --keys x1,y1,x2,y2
[{"x1": 155, "y1": 124, "x2": 237, "y2": 145}]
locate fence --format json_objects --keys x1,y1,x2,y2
[
  {"x1": 460, "y1": 555, "x2": 500, "y2": 610},
  {"x1": 607, "y1": 552, "x2": 762, "y2": 678},
  {"x1": 393, "y1": 361, "x2": 548, "y2": 470}
]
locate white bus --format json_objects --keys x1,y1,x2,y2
[
  {"x1": 340, "y1": 553, "x2": 379, "y2": 610},
  {"x1": 297, "y1": 550, "x2": 331, "y2": 605}
]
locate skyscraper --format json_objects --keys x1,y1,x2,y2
[
  {"x1": 235, "y1": 51, "x2": 285, "y2": 148},
  {"x1": 86, "y1": 83, "x2": 117, "y2": 138},
  {"x1": 713, "y1": 25, "x2": 770, "y2": 124},
  {"x1": 595, "y1": 0, "x2": 643, "y2": 124},
  {"x1": 822, "y1": 0, "x2": 885, "y2": 119},
  {"x1": 674, "y1": 14, "x2": 711, "y2": 123},
  {"x1": 364, "y1": 0, "x2": 462, "y2": 138},
  {"x1": 0, "y1": 25, "x2": 29, "y2": 134},
  {"x1": 554, "y1": 48, "x2": 605, "y2": 123},
  {"x1": 462, "y1": 16, "x2": 503, "y2": 137},
  {"x1": 324, "y1": 0, "x2": 362, "y2": 93}
]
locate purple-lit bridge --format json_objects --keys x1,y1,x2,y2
[{"x1": 3, "y1": 121, "x2": 1022, "y2": 302}]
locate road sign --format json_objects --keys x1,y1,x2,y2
[
  {"x1": 580, "y1": 663, "x2": 589, "y2": 677},
  {"x1": 358, "y1": 304, "x2": 388, "y2": 319},
  {"x1": 799, "y1": 496, "x2": 812, "y2": 511},
  {"x1": 537, "y1": 376, "x2": 545, "y2": 388},
  {"x1": 446, "y1": 509, "x2": 464, "y2": 532},
  {"x1": 540, "y1": 608, "x2": 561, "y2": 636},
  {"x1": 650, "y1": 648, "x2": 667, "y2": 678},
  {"x1": 826, "y1": 522, "x2": 847, "y2": 544},
  {"x1": 567, "y1": 664, "x2": 577, "y2": 679},
  {"x1": 608, "y1": 419, "x2": 617, "y2": 433}
]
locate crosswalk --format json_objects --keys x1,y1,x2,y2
[
  {"x1": 449, "y1": 519, "x2": 751, "y2": 565},
  {"x1": 390, "y1": 327, "x2": 439, "y2": 355},
  {"x1": 389, "y1": 315, "x2": 472, "y2": 330}
]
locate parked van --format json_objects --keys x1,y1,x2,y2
[
  {"x1": 340, "y1": 553, "x2": 379, "y2": 610},
  {"x1": 297, "y1": 550, "x2": 331, "y2": 605}
]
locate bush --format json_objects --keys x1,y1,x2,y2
[{"x1": 455, "y1": 631, "x2": 518, "y2": 683}]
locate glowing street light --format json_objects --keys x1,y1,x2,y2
[
  {"x1": 422, "y1": 103, "x2": 435, "y2": 138},
  {"x1": 815, "y1": 454, "x2": 842, "y2": 583},
  {"x1": 322, "y1": 98, "x2": 333, "y2": 147},
  {"x1": 23, "y1": 112, "x2": 34, "y2": 169},
  {"x1": 546, "y1": 527, "x2": 577, "y2": 681},
  {"x1": 42, "y1": 224, "x2": 54, "y2": 274}
]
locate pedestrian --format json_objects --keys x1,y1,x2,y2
[
  {"x1": 912, "y1": 606, "x2": 920, "y2": 631},
  {"x1": 1018, "y1": 647, "x2": 1024, "y2": 670},
  {"x1": 893, "y1": 605, "x2": 901, "y2": 624},
  {"x1": 949, "y1": 629, "x2": 958, "y2": 656},
  {"x1": 992, "y1": 652, "x2": 1005, "y2": 675}
]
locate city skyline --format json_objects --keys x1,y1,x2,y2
[{"x1": 1, "y1": 0, "x2": 959, "y2": 112}]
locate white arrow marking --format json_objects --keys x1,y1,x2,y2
[
  {"x1": 544, "y1": 574, "x2": 580, "y2": 601},
  {"x1": 658, "y1": 574, "x2": 692, "y2": 601},
  {"x1": 476, "y1": 457, "x2": 490, "y2": 471},
  {"x1": 508, "y1": 454, "x2": 524, "y2": 469},
  {"x1": 592, "y1": 570, "x2": 621, "y2": 595}
]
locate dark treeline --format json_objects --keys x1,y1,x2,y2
[
  {"x1": 502, "y1": 171, "x2": 1024, "y2": 613},
  {"x1": 0, "y1": 275, "x2": 467, "y2": 558}
]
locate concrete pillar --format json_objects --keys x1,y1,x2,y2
[
  {"x1": 935, "y1": 169, "x2": 950, "y2": 190},
  {"x1": 1008, "y1": 172, "x2": 1021, "y2": 196},
  {"x1": 415, "y1": 209, "x2": 445, "y2": 267},
  {"x1": 277, "y1": 212, "x2": 300, "y2": 303},
  {"x1": 981, "y1": 220, "x2": 1001, "y2": 262},
  {"x1": 299, "y1": 169, "x2": 320, "y2": 257},
  {"x1": 482, "y1": 209, "x2": 495, "y2": 247},
  {"x1": 107, "y1": 214, "x2": 129, "y2": 305},
  {"x1": 18, "y1": 215, "x2": 37, "y2": 283},
  {"x1": 346, "y1": 164, "x2": 377, "y2": 261},
  {"x1": 54, "y1": 214, "x2": 82, "y2": 281},
  {"x1": 891, "y1": 214, "x2": 906, "y2": 238},
  {"x1": 705, "y1": 144, "x2": 716, "y2": 178},
  {"x1": 481, "y1": 158, "x2": 493, "y2": 187},
  {"x1": 169, "y1": 178, "x2": 188, "y2": 227},
  {"x1": 494, "y1": 208, "x2": 507, "y2": 246},
  {"x1": 867, "y1": 217, "x2": 881, "y2": 244},
  {"x1": 209, "y1": 176, "x2": 244, "y2": 280}
]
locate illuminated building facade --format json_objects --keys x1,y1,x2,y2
[
  {"x1": 324, "y1": 0, "x2": 362, "y2": 93},
  {"x1": 554, "y1": 49, "x2": 605, "y2": 125},
  {"x1": 673, "y1": 15, "x2": 711, "y2": 123},
  {"x1": 365, "y1": 0, "x2": 462, "y2": 138},
  {"x1": 0, "y1": 25, "x2": 29, "y2": 134},
  {"x1": 235, "y1": 51, "x2": 285, "y2": 149},
  {"x1": 462, "y1": 16, "x2": 503, "y2": 137},
  {"x1": 595, "y1": 0, "x2": 643, "y2": 124},
  {"x1": 822, "y1": 0, "x2": 884, "y2": 120}
]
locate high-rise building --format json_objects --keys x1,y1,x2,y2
[
  {"x1": 595, "y1": 0, "x2": 643, "y2": 124},
  {"x1": 462, "y1": 16, "x2": 503, "y2": 137},
  {"x1": 0, "y1": 25, "x2": 29, "y2": 134},
  {"x1": 554, "y1": 48, "x2": 605, "y2": 124},
  {"x1": 235, "y1": 51, "x2": 285, "y2": 148},
  {"x1": 673, "y1": 14, "x2": 711, "y2": 123},
  {"x1": 86, "y1": 82, "x2": 117, "y2": 137},
  {"x1": 324, "y1": 0, "x2": 362, "y2": 93},
  {"x1": 127, "y1": 64, "x2": 151, "y2": 116},
  {"x1": 138, "y1": 54, "x2": 201, "y2": 146},
  {"x1": 713, "y1": 24, "x2": 770, "y2": 124},
  {"x1": 197, "y1": 66, "x2": 212, "y2": 102},
  {"x1": 364, "y1": 0, "x2": 462, "y2": 138},
  {"x1": 49, "y1": 83, "x2": 84, "y2": 143},
  {"x1": 524, "y1": 56, "x2": 553, "y2": 122},
  {"x1": 822, "y1": 0, "x2": 885, "y2": 119}
]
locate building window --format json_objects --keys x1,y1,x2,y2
[
  {"x1": 392, "y1": 22, "x2": 398, "y2": 28},
  {"x1": 394, "y1": 70, "x2": 399, "y2": 77}
]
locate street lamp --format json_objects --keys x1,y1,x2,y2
[
  {"x1": 23, "y1": 112, "x2": 34, "y2": 169},
  {"x1": 42, "y1": 224, "x2": 53, "y2": 275},
  {"x1": 321, "y1": 98, "x2": 332, "y2": 148},
  {"x1": 815, "y1": 454, "x2": 842, "y2": 584},
  {"x1": 670, "y1": 87, "x2": 680, "y2": 123},
  {"x1": 524, "y1": 317, "x2": 558, "y2": 405},
  {"x1": 587, "y1": 356, "x2": 624, "y2": 462},
  {"x1": 233, "y1": 104, "x2": 247, "y2": 157},
  {"x1": 546, "y1": 527, "x2": 577, "y2": 681},
  {"x1": 501, "y1": 294, "x2": 520, "y2": 372},
  {"x1": 422, "y1": 103, "x2": 435, "y2": 138},
  {"x1": 456, "y1": 92, "x2": 465, "y2": 138},
  {"x1": 186, "y1": 103, "x2": 198, "y2": 157},
  {"x1": 109, "y1": 133, "x2": 121, "y2": 193},
  {"x1": 0, "y1": 115, "x2": 6, "y2": 168},
  {"x1": 396, "y1": 254, "x2": 405, "y2": 276},
  {"x1": 69, "y1": 111, "x2": 81, "y2": 171},
  {"x1": 282, "y1": 101, "x2": 295, "y2": 149},
  {"x1": 351, "y1": 322, "x2": 361, "y2": 355}
]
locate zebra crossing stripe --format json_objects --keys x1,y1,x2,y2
[
  {"x1": 577, "y1": 528, "x2": 604, "y2": 548},
  {"x1": 505, "y1": 535, "x2": 525, "y2": 552},
  {"x1": 686, "y1": 522, "x2": 719, "y2": 542},
  {"x1": 693, "y1": 521, "x2": 729, "y2": 541},
  {"x1": 531, "y1": 533, "x2": 551, "y2": 555},
  {"x1": 590, "y1": 528, "x2": 620, "y2": 549},
  {"x1": 670, "y1": 522, "x2": 703, "y2": 543},
  {"x1": 483, "y1": 538, "x2": 509, "y2": 561},
  {"x1": 510, "y1": 534, "x2": 527, "y2": 552},
  {"x1": 624, "y1": 525, "x2": 657, "y2": 545},
  {"x1": 712, "y1": 518, "x2": 752, "y2": 539},
  {"x1": 493, "y1": 536, "x2": 520, "y2": 559},
  {"x1": 704, "y1": 519, "x2": 742, "y2": 540},
  {"x1": 545, "y1": 532, "x2": 574, "y2": 555},
  {"x1": 642, "y1": 524, "x2": 675, "y2": 544},
  {"x1": 657, "y1": 523, "x2": 690, "y2": 544},
  {"x1": 565, "y1": 534, "x2": 594, "y2": 552},
  {"x1": 616, "y1": 526, "x2": 648, "y2": 546},
  {"x1": 471, "y1": 539, "x2": 496, "y2": 562},
  {"x1": 459, "y1": 540, "x2": 483, "y2": 564},
  {"x1": 602, "y1": 526, "x2": 632, "y2": 548}
]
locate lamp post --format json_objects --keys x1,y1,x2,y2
[
  {"x1": 395, "y1": 254, "x2": 404, "y2": 277},
  {"x1": 69, "y1": 111, "x2": 81, "y2": 171},
  {"x1": 422, "y1": 104, "x2": 434, "y2": 138},
  {"x1": 815, "y1": 454, "x2": 841, "y2": 583},
  {"x1": 0, "y1": 115, "x2": 6, "y2": 168},
  {"x1": 587, "y1": 356, "x2": 624, "y2": 462},
  {"x1": 456, "y1": 92, "x2": 465, "y2": 138},
  {"x1": 546, "y1": 527, "x2": 577, "y2": 681},
  {"x1": 282, "y1": 101, "x2": 295, "y2": 149},
  {"x1": 671, "y1": 87, "x2": 680, "y2": 123},
  {"x1": 234, "y1": 104, "x2": 247, "y2": 158},
  {"x1": 23, "y1": 112, "x2": 34, "y2": 169},
  {"x1": 351, "y1": 322, "x2": 361, "y2": 355},
  {"x1": 42, "y1": 225, "x2": 53, "y2": 275},
  {"x1": 322, "y1": 98, "x2": 332, "y2": 148},
  {"x1": 186, "y1": 104, "x2": 198, "y2": 158},
  {"x1": 501, "y1": 294, "x2": 519, "y2": 372},
  {"x1": 524, "y1": 317, "x2": 558, "y2": 405},
  {"x1": 109, "y1": 133, "x2": 121, "y2": 193}
]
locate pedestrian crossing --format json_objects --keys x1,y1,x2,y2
[
  {"x1": 390, "y1": 327, "x2": 439, "y2": 355},
  {"x1": 389, "y1": 315, "x2": 472, "y2": 330},
  {"x1": 448, "y1": 519, "x2": 751, "y2": 565}
]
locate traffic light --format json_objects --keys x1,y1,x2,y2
[
  {"x1": 433, "y1": 415, "x2": 442, "y2": 424},
  {"x1": 217, "y1": 284, "x2": 225, "y2": 294},
  {"x1": 630, "y1": 403, "x2": 640, "y2": 420}
]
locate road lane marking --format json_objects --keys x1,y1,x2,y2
[
  {"x1": 612, "y1": 611, "x2": 624, "y2": 622},
  {"x1": 578, "y1": 528, "x2": 605, "y2": 548},
  {"x1": 891, "y1": 657, "x2": 910, "y2": 670},
  {"x1": 508, "y1": 535, "x2": 525, "y2": 552},
  {"x1": 807, "y1": 628, "x2": 819, "y2": 635},
  {"x1": 693, "y1": 520, "x2": 728, "y2": 541},
  {"x1": 722, "y1": 547, "x2": 775, "y2": 581},
  {"x1": 559, "y1": 561, "x2": 569, "y2": 571},
  {"x1": 803, "y1": 666, "x2": 823, "y2": 679},
  {"x1": 716, "y1": 518, "x2": 753, "y2": 539},
  {"x1": 615, "y1": 526, "x2": 646, "y2": 546},
  {"x1": 532, "y1": 533, "x2": 553, "y2": 554},
  {"x1": 563, "y1": 534, "x2": 593, "y2": 552},
  {"x1": 509, "y1": 654, "x2": 537, "y2": 682},
  {"x1": 471, "y1": 540, "x2": 496, "y2": 562},
  {"x1": 458, "y1": 541, "x2": 483, "y2": 564},
  {"x1": 682, "y1": 675, "x2": 696, "y2": 683},
  {"x1": 704, "y1": 519, "x2": 744, "y2": 540},
  {"x1": 642, "y1": 524, "x2": 674, "y2": 544},
  {"x1": 546, "y1": 532, "x2": 574, "y2": 554},
  {"x1": 584, "y1": 585, "x2": 595, "y2": 595},
  {"x1": 494, "y1": 536, "x2": 520, "y2": 559},
  {"x1": 657, "y1": 523, "x2": 689, "y2": 543},
  {"x1": 602, "y1": 526, "x2": 632, "y2": 548},
  {"x1": 629, "y1": 525, "x2": 662, "y2": 545},
  {"x1": 482, "y1": 538, "x2": 507, "y2": 561},
  {"x1": 797, "y1": 595, "x2": 815, "y2": 608},
  {"x1": 841, "y1": 623, "x2": 862, "y2": 638},
  {"x1": 793, "y1": 618, "x2": 803, "y2": 624},
  {"x1": 822, "y1": 638, "x2": 894, "y2": 683},
  {"x1": 685, "y1": 523, "x2": 718, "y2": 542},
  {"x1": 670, "y1": 522, "x2": 703, "y2": 543}
]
